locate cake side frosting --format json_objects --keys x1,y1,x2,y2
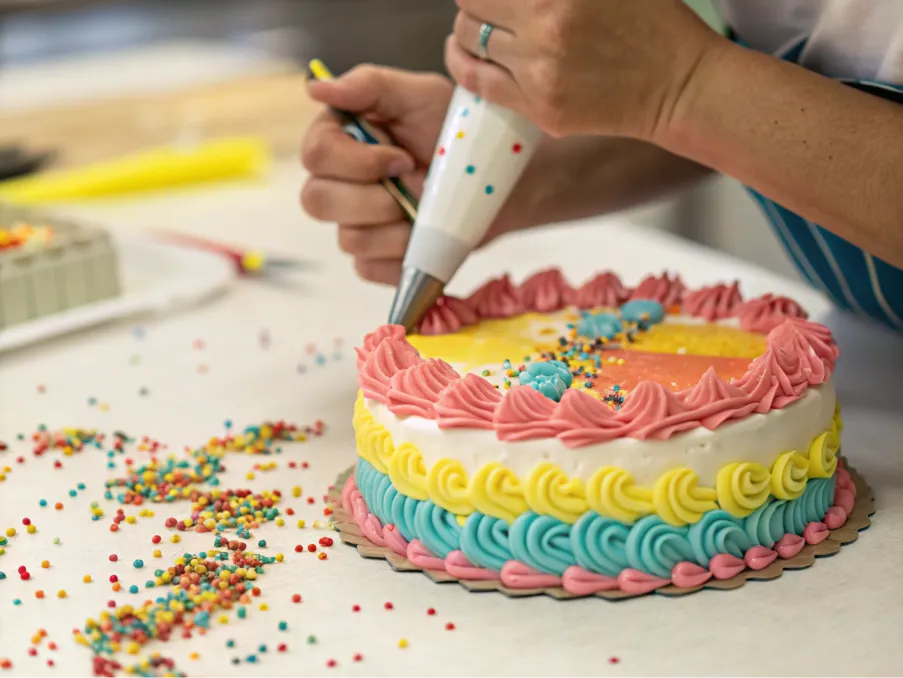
[
  {"x1": 349, "y1": 270, "x2": 845, "y2": 593},
  {"x1": 341, "y1": 457, "x2": 854, "y2": 594},
  {"x1": 356, "y1": 390, "x2": 841, "y2": 526}
]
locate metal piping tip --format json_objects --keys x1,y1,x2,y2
[{"x1": 388, "y1": 267, "x2": 446, "y2": 333}]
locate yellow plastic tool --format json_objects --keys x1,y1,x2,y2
[{"x1": 0, "y1": 137, "x2": 270, "y2": 204}]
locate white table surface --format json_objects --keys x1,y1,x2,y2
[{"x1": 1, "y1": 161, "x2": 902, "y2": 677}]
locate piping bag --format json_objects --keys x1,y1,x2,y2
[{"x1": 388, "y1": 87, "x2": 541, "y2": 331}]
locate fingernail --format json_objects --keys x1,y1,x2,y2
[{"x1": 388, "y1": 157, "x2": 414, "y2": 177}]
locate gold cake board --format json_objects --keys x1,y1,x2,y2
[{"x1": 327, "y1": 459, "x2": 874, "y2": 599}]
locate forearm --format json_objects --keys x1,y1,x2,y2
[
  {"x1": 496, "y1": 135, "x2": 712, "y2": 234},
  {"x1": 663, "y1": 39, "x2": 903, "y2": 268}
]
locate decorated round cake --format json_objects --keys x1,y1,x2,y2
[{"x1": 344, "y1": 270, "x2": 857, "y2": 595}]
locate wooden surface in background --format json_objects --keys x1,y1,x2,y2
[{"x1": 0, "y1": 71, "x2": 321, "y2": 169}]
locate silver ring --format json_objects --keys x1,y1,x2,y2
[{"x1": 478, "y1": 22, "x2": 494, "y2": 61}]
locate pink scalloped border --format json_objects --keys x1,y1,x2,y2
[
  {"x1": 335, "y1": 459, "x2": 862, "y2": 598},
  {"x1": 356, "y1": 270, "x2": 840, "y2": 445}
]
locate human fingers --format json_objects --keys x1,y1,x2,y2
[
  {"x1": 444, "y1": 35, "x2": 525, "y2": 113},
  {"x1": 354, "y1": 257, "x2": 403, "y2": 286},
  {"x1": 307, "y1": 63, "x2": 434, "y2": 123},
  {"x1": 301, "y1": 179, "x2": 406, "y2": 226},
  {"x1": 337, "y1": 222, "x2": 411, "y2": 260},
  {"x1": 301, "y1": 112, "x2": 415, "y2": 182},
  {"x1": 453, "y1": 11, "x2": 519, "y2": 69}
]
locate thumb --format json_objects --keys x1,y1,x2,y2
[{"x1": 307, "y1": 64, "x2": 408, "y2": 119}]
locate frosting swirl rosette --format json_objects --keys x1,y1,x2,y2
[
  {"x1": 494, "y1": 386, "x2": 562, "y2": 441},
  {"x1": 436, "y1": 374, "x2": 503, "y2": 429},
  {"x1": 355, "y1": 324, "x2": 407, "y2": 368},
  {"x1": 469, "y1": 462, "x2": 529, "y2": 523},
  {"x1": 682, "y1": 281, "x2": 742, "y2": 320},
  {"x1": 509, "y1": 513, "x2": 576, "y2": 576},
  {"x1": 716, "y1": 462, "x2": 771, "y2": 517},
  {"x1": 553, "y1": 390, "x2": 624, "y2": 446},
  {"x1": 625, "y1": 515, "x2": 695, "y2": 579},
  {"x1": 574, "y1": 271, "x2": 627, "y2": 309},
  {"x1": 387, "y1": 442, "x2": 429, "y2": 501},
  {"x1": 426, "y1": 458, "x2": 472, "y2": 516},
  {"x1": 732, "y1": 293, "x2": 808, "y2": 333},
  {"x1": 519, "y1": 268, "x2": 575, "y2": 312},
  {"x1": 460, "y1": 513, "x2": 514, "y2": 571},
  {"x1": 518, "y1": 360, "x2": 573, "y2": 402},
  {"x1": 585, "y1": 466, "x2": 653, "y2": 523},
  {"x1": 524, "y1": 462, "x2": 589, "y2": 524},
  {"x1": 653, "y1": 468, "x2": 718, "y2": 526},
  {"x1": 571, "y1": 512, "x2": 632, "y2": 577},
  {"x1": 387, "y1": 358, "x2": 460, "y2": 419},
  {"x1": 629, "y1": 273, "x2": 686, "y2": 307},
  {"x1": 687, "y1": 509, "x2": 752, "y2": 563},
  {"x1": 466, "y1": 274, "x2": 524, "y2": 319},
  {"x1": 770, "y1": 450, "x2": 809, "y2": 500},
  {"x1": 413, "y1": 500, "x2": 462, "y2": 558},
  {"x1": 576, "y1": 311, "x2": 622, "y2": 341},
  {"x1": 418, "y1": 295, "x2": 477, "y2": 335},
  {"x1": 359, "y1": 337, "x2": 423, "y2": 402}
]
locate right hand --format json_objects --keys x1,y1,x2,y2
[{"x1": 301, "y1": 65, "x2": 453, "y2": 285}]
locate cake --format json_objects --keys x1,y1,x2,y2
[
  {"x1": 0, "y1": 204, "x2": 120, "y2": 329},
  {"x1": 344, "y1": 270, "x2": 856, "y2": 596}
]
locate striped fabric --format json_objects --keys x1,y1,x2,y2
[{"x1": 733, "y1": 34, "x2": 903, "y2": 330}]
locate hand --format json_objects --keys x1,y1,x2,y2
[
  {"x1": 445, "y1": 0, "x2": 720, "y2": 140},
  {"x1": 301, "y1": 66, "x2": 452, "y2": 285}
]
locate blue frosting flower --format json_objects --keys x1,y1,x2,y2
[
  {"x1": 620, "y1": 299, "x2": 665, "y2": 324},
  {"x1": 576, "y1": 312, "x2": 622, "y2": 340},
  {"x1": 518, "y1": 360, "x2": 573, "y2": 401}
]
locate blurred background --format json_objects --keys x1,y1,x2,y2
[{"x1": 0, "y1": 0, "x2": 796, "y2": 280}]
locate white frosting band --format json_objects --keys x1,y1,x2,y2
[{"x1": 366, "y1": 379, "x2": 836, "y2": 487}]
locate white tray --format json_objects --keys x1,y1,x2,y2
[{"x1": 0, "y1": 235, "x2": 235, "y2": 353}]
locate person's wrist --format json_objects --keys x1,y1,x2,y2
[{"x1": 652, "y1": 33, "x2": 737, "y2": 154}]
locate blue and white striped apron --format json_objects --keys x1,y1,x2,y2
[{"x1": 733, "y1": 33, "x2": 903, "y2": 331}]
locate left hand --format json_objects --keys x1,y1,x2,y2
[{"x1": 446, "y1": 0, "x2": 722, "y2": 140}]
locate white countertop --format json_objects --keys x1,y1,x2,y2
[{"x1": 1, "y1": 161, "x2": 902, "y2": 677}]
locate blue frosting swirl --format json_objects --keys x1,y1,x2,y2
[
  {"x1": 519, "y1": 360, "x2": 573, "y2": 402},
  {"x1": 509, "y1": 512, "x2": 576, "y2": 576},
  {"x1": 743, "y1": 499, "x2": 784, "y2": 547},
  {"x1": 783, "y1": 495, "x2": 809, "y2": 535},
  {"x1": 389, "y1": 491, "x2": 419, "y2": 542},
  {"x1": 576, "y1": 312, "x2": 622, "y2": 341},
  {"x1": 374, "y1": 472, "x2": 395, "y2": 522},
  {"x1": 572, "y1": 511, "x2": 631, "y2": 577},
  {"x1": 688, "y1": 510, "x2": 752, "y2": 563},
  {"x1": 620, "y1": 299, "x2": 665, "y2": 324},
  {"x1": 355, "y1": 458, "x2": 377, "y2": 510},
  {"x1": 460, "y1": 513, "x2": 514, "y2": 571},
  {"x1": 625, "y1": 515, "x2": 695, "y2": 578},
  {"x1": 414, "y1": 500, "x2": 461, "y2": 558}
]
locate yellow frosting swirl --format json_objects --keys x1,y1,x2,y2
[
  {"x1": 826, "y1": 416, "x2": 841, "y2": 453},
  {"x1": 353, "y1": 391, "x2": 375, "y2": 461},
  {"x1": 364, "y1": 424, "x2": 394, "y2": 474},
  {"x1": 716, "y1": 462, "x2": 771, "y2": 517},
  {"x1": 808, "y1": 432, "x2": 838, "y2": 478},
  {"x1": 469, "y1": 462, "x2": 528, "y2": 524},
  {"x1": 653, "y1": 468, "x2": 718, "y2": 526},
  {"x1": 585, "y1": 466, "x2": 653, "y2": 524},
  {"x1": 524, "y1": 462, "x2": 588, "y2": 524},
  {"x1": 770, "y1": 450, "x2": 809, "y2": 500},
  {"x1": 427, "y1": 459, "x2": 472, "y2": 515},
  {"x1": 387, "y1": 442, "x2": 429, "y2": 501}
]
